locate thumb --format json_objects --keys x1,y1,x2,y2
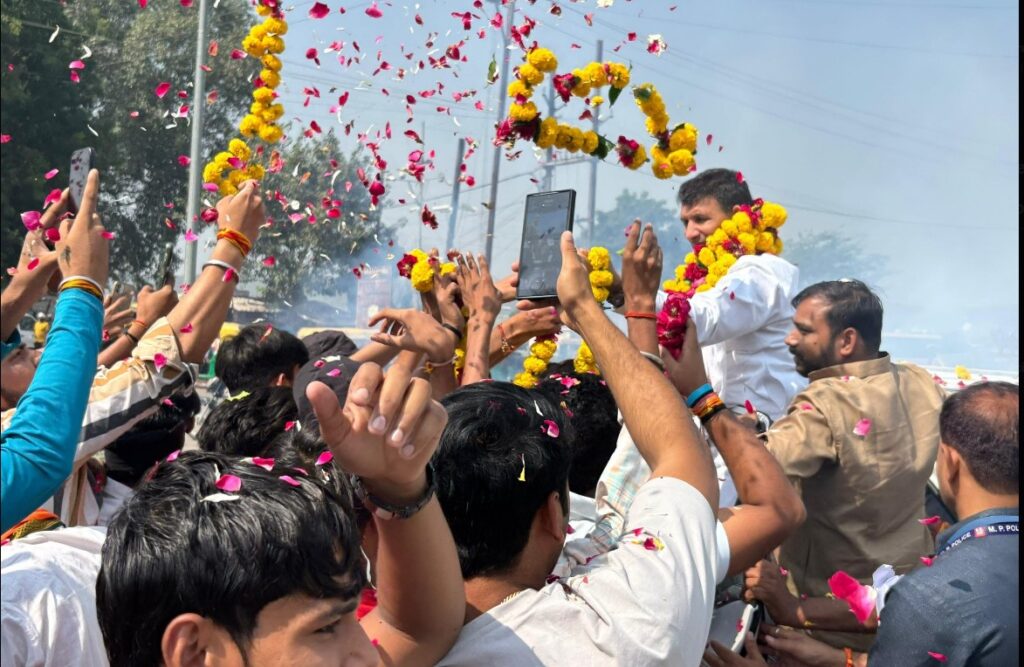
[
  {"x1": 307, "y1": 381, "x2": 353, "y2": 448},
  {"x1": 560, "y1": 230, "x2": 578, "y2": 266}
]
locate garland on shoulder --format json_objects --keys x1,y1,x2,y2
[
  {"x1": 658, "y1": 200, "x2": 787, "y2": 359},
  {"x1": 202, "y1": 0, "x2": 286, "y2": 196}
]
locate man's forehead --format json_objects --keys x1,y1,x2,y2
[
  {"x1": 679, "y1": 197, "x2": 724, "y2": 218},
  {"x1": 796, "y1": 296, "x2": 831, "y2": 323}
]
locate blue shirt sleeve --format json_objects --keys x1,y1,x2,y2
[
  {"x1": 1, "y1": 328, "x2": 21, "y2": 362},
  {"x1": 1, "y1": 289, "x2": 103, "y2": 532}
]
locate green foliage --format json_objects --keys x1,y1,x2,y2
[
  {"x1": 784, "y1": 230, "x2": 888, "y2": 290},
  {"x1": 594, "y1": 189, "x2": 688, "y2": 277},
  {"x1": 254, "y1": 131, "x2": 390, "y2": 308},
  {"x1": 1, "y1": 0, "x2": 253, "y2": 284}
]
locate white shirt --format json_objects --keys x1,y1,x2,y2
[
  {"x1": 658, "y1": 253, "x2": 806, "y2": 421},
  {"x1": 438, "y1": 478, "x2": 717, "y2": 666},
  {"x1": 1, "y1": 527, "x2": 108, "y2": 667}
]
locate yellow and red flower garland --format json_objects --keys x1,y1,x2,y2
[
  {"x1": 658, "y1": 200, "x2": 787, "y2": 358},
  {"x1": 202, "y1": 1, "x2": 287, "y2": 195},
  {"x1": 396, "y1": 249, "x2": 465, "y2": 376},
  {"x1": 513, "y1": 246, "x2": 612, "y2": 387},
  {"x1": 633, "y1": 83, "x2": 699, "y2": 180}
]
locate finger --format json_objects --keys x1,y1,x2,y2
[
  {"x1": 75, "y1": 170, "x2": 101, "y2": 224},
  {"x1": 466, "y1": 252, "x2": 479, "y2": 275},
  {"x1": 40, "y1": 190, "x2": 70, "y2": 228},
  {"x1": 368, "y1": 308, "x2": 410, "y2": 328},
  {"x1": 477, "y1": 253, "x2": 491, "y2": 279},
  {"x1": 624, "y1": 219, "x2": 641, "y2": 253},
  {"x1": 387, "y1": 376, "x2": 433, "y2": 454},
  {"x1": 370, "y1": 363, "x2": 413, "y2": 439},
  {"x1": 344, "y1": 362, "x2": 384, "y2": 409},
  {"x1": 368, "y1": 332, "x2": 402, "y2": 348},
  {"x1": 702, "y1": 646, "x2": 724, "y2": 667},
  {"x1": 517, "y1": 297, "x2": 557, "y2": 311},
  {"x1": 559, "y1": 230, "x2": 579, "y2": 268},
  {"x1": 399, "y1": 391, "x2": 448, "y2": 460},
  {"x1": 307, "y1": 381, "x2": 354, "y2": 448},
  {"x1": 638, "y1": 224, "x2": 655, "y2": 252},
  {"x1": 744, "y1": 633, "x2": 764, "y2": 661}
]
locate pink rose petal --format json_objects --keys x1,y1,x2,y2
[
  {"x1": 279, "y1": 475, "x2": 301, "y2": 487},
  {"x1": 44, "y1": 228, "x2": 61, "y2": 243},
  {"x1": 315, "y1": 450, "x2": 333, "y2": 466},
  {"x1": 251, "y1": 456, "x2": 275, "y2": 471},
  {"x1": 222, "y1": 267, "x2": 236, "y2": 282},
  {"x1": 44, "y1": 168, "x2": 59, "y2": 180},
  {"x1": 166, "y1": 449, "x2": 181, "y2": 461},
  {"x1": 365, "y1": 1, "x2": 383, "y2": 18},
  {"x1": 184, "y1": 229, "x2": 198, "y2": 242},
  {"x1": 308, "y1": 1, "x2": 330, "y2": 19},
  {"x1": 313, "y1": 359, "x2": 326, "y2": 368},
  {"x1": 179, "y1": 322, "x2": 194, "y2": 333},
  {"x1": 21, "y1": 211, "x2": 41, "y2": 231},
  {"x1": 920, "y1": 556, "x2": 935, "y2": 566},
  {"x1": 326, "y1": 368, "x2": 342, "y2": 377},
  {"x1": 262, "y1": 256, "x2": 276, "y2": 267},
  {"x1": 69, "y1": 60, "x2": 85, "y2": 70},
  {"x1": 43, "y1": 189, "x2": 62, "y2": 208},
  {"x1": 153, "y1": 353, "x2": 168, "y2": 371},
  {"x1": 101, "y1": 231, "x2": 115, "y2": 240},
  {"x1": 918, "y1": 515, "x2": 942, "y2": 526},
  {"x1": 542, "y1": 419, "x2": 560, "y2": 438},
  {"x1": 26, "y1": 257, "x2": 40, "y2": 271},
  {"x1": 284, "y1": 420, "x2": 297, "y2": 432},
  {"x1": 155, "y1": 81, "x2": 171, "y2": 98},
  {"x1": 853, "y1": 418, "x2": 872, "y2": 437},
  {"x1": 215, "y1": 474, "x2": 242, "y2": 493},
  {"x1": 828, "y1": 570, "x2": 876, "y2": 624},
  {"x1": 0, "y1": 134, "x2": 11, "y2": 144},
  {"x1": 927, "y1": 652, "x2": 947, "y2": 662},
  {"x1": 177, "y1": 155, "x2": 191, "y2": 167}
]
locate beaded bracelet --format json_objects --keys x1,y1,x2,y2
[{"x1": 843, "y1": 648, "x2": 854, "y2": 667}]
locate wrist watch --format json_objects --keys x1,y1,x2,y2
[{"x1": 350, "y1": 463, "x2": 436, "y2": 520}]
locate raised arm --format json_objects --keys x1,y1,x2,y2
[
  {"x1": 557, "y1": 231, "x2": 718, "y2": 507},
  {"x1": 455, "y1": 252, "x2": 501, "y2": 385},
  {"x1": 309, "y1": 361, "x2": 464, "y2": 666},
  {"x1": 620, "y1": 221, "x2": 663, "y2": 357},
  {"x1": 165, "y1": 181, "x2": 265, "y2": 363}
]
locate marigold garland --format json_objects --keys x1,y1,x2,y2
[
  {"x1": 658, "y1": 199, "x2": 787, "y2": 359},
  {"x1": 633, "y1": 83, "x2": 699, "y2": 181},
  {"x1": 202, "y1": 1, "x2": 287, "y2": 196},
  {"x1": 395, "y1": 249, "x2": 464, "y2": 378}
]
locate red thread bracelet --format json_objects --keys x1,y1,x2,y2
[{"x1": 625, "y1": 311, "x2": 657, "y2": 320}]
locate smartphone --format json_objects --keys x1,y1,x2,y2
[
  {"x1": 155, "y1": 243, "x2": 176, "y2": 287},
  {"x1": 516, "y1": 189, "x2": 576, "y2": 300},
  {"x1": 68, "y1": 147, "x2": 96, "y2": 214}
]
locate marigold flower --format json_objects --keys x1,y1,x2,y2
[
  {"x1": 669, "y1": 123, "x2": 699, "y2": 153},
  {"x1": 263, "y1": 17, "x2": 287, "y2": 35},
  {"x1": 239, "y1": 114, "x2": 264, "y2": 137},
  {"x1": 536, "y1": 117, "x2": 558, "y2": 149},
  {"x1": 526, "y1": 47, "x2": 558, "y2": 73},
  {"x1": 582, "y1": 130, "x2": 600, "y2": 154},
  {"x1": 584, "y1": 61, "x2": 606, "y2": 86},
  {"x1": 258, "y1": 123, "x2": 283, "y2": 143},
  {"x1": 410, "y1": 261, "x2": 434, "y2": 292},
  {"x1": 760, "y1": 201, "x2": 788, "y2": 229},
  {"x1": 513, "y1": 372, "x2": 539, "y2": 389},
  {"x1": 668, "y1": 149, "x2": 695, "y2": 176},
  {"x1": 261, "y1": 54, "x2": 283, "y2": 71},
  {"x1": 587, "y1": 247, "x2": 612, "y2": 271},
  {"x1": 523, "y1": 356, "x2": 548, "y2": 375},
  {"x1": 509, "y1": 101, "x2": 538, "y2": 122},
  {"x1": 518, "y1": 63, "x2": 544, "y2": 85},
  {"x1": 507, "y1": 80, "x2": 532, "y2": 100},
  {"x1": 261, "y1": 35, "x2": 285, "y2": 54},
  {"x1": 260, "y1": 69, "x2": 281, "y2": 88}
]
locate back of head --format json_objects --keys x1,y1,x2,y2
[
  {"x1": 940, "y1": 381, "x2": 1019, "y2": 494},
  {"x1": 197, "y1": 386, "x2": 298, "y2": 457},
  {"x1": 214, "y1": 324, "x2": 309, "y2": 393},
  {"x1": 292, "y1": 355, "x2": 362, "y2": 434},
  {"x1": 792, "y1": 279, "x2": 884, "y2": 353},
  {"x1": 96, "y1": 450, "x2": 364, "y2": 667},
  {"x1": 302, "y1": 330, "x2": 359, "y2": 360},
  {"x1": 537, "y1": 371, "x2": 619, "y2": 497},
  {"x1": 434, "y1": 382, "x2": 573, "y2": 579},
  {"x1": 676, "y1": 168, "x2": 754, "y2": 211},
  {"x1": 105, "y1": 391, "x2": 202, "y2": 488}
]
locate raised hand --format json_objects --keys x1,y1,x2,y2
[
  {"x1": 215, "y1": 180, "x2": 266, "y2": 250},
  {"x1": 494, "y1": 260, "x2": 520, "y2": 303},
  {"x1": 102, "y1": 292, "x2": 134, "y2": 333},
  {"x1": 555, "y1": 231, "x2": 600, "y2": 328},
  {"x1": 134, "y1": 284, "x2": 179, "y2": 327},
  {"x1": 622, "y1": 220, "x2": 663, "y2": 309},
  {"x1": 743, "y1": 560, "x2": 801, "y2": 627},
  {"x1": 456, "y1": 252, "x2": 501, "y2": 321},
  {"x1": 660, "y1": 318, "x2": 709, "y2": 397},
  {"x1": 368, "y1": 308, "x2": 457, "y2": 363},
  {"x1": 307, "y1": 362, "x2": 448, "y2": 498},
  {"x1": 56, "y1": 169, "x2": 108, "y2": 287}
]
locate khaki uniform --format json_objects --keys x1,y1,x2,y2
[{"x1": 766, "y1": 354, "x2": 945, "y2": 650}]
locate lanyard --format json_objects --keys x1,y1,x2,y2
[{"x1": 938, "y1": 514, "x2": 1018, "y2": 556}]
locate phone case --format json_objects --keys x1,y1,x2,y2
[{"x1": 516, "y1": 189, "x2": 576, "y2": 300}]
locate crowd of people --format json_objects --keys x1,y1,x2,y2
[{"x1": 0, "y1": 167, "x2": 1017, "y2": 666}]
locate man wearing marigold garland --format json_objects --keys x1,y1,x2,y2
[{"x1": 609, "y1": 168, "x2": 805, "y2": 421}]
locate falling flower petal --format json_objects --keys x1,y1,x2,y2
[
  {"x1": 308, "y1": 2, "x2": 330, "y2": 19},
  {"x1": 365, "y1": 1, "x2": 383, "y2": 18},
  {"x1": 250, "y1": 457, "x2": 275, "y2": 471},
  {"x1": 744, "y1": 399, "x2": 755, "y2": 414},
  {"x1": 919, "y1": 515, "x2": 942, "y2": 526},
  {"x1": 68, "y1": 60, "x2": 85, "y2": 70},
  {"x1": 223, "y1": 267, "x2": 236, "y2": 282},
  {"x1": 517, "y1": 453, "x2": 526, "y2": 482},
  {"x1": 153, "y1": 353, "x2": 168, "y2": 371},
  {"x1": 954, "y1": 365, "x2": 971, "y2": 380},
  {"x1": 184, "y1": 229, "x2": 198, "y2": 242},
  {"x1": 542, "y1": 420, "x2": 560, "y2": 438},
  {"x1": 179, "y1": 322, "x2": 194, "y2": 333},
  {"x1": 280, "y1": 475, "x2": 301, "y2": 487},
  {"x1": 920, "y1": 556, "x2": 935, "y2": 566},
  {"x1": 642, "y1": 536, "x2": 665, "y2": 551},
  {"x1": 315, "y1": 450, "x2": 333, "y2": 466},
  {"x1": 155, "y1": 81, "x2": 171, "y2": 98},
  {"x1": 227, "y1": 390, "x2": 250, "y2": 402},
  {"x1": 262, "y1": 256, "x2": 276, "y2": 267},
  {"x1": 215, "y1": 474, "x2": 242, "y2": 493},
  {"x1": 828, "y1": 570, "x2": 876, "y2": 624},
  {"x1": 43, "y1": 189, "x2": 62, "y2": 207},
  {"x1": 853, "y1": 418, "x2": 872, "y2": 437},
  {"x1": 166, "y1": 449, "x2": 181, "y2": 461},
  {"x1": 201, "y1": 493, "x2": 240, "y2": 503},
  {"x1": 21, "y1": 211, "x2": 41, "y2": 231},
  {"x1": 326, "y1": 368, "x2": 342, "y2": 377},
  {"x1": 0, "y1": 134, "x2": 11, "y2": 144},
  {"x1": 177, "y1": 155, "x2": 191, "y2": 167},
  {"x1": 101, "y1": 231, "x2": 115, "y2": 240},
  {"x1": 927, "y1": 652, "x2": 948, "y2": 662},
  {"x1": 26, "y1": 258, "x2": 40, "y2": 271},
  {"x1": 646, "y1": 34, "x2": 667, "y2": 56},
  {"x1": 44, "y1": 168, "x2": 59, "y2": 180}
]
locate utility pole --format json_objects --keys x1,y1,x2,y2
[
  {"x1": 585, "y1": 39, "x2": 603, "y2": 247},
  {"x1": 183, "y1": 0, "x2": 209, "y2": 285},
  {"x1": 483, "y1": 0, "x2": 516, "y2": 262},
  {"x1": 446, "y1": 137, "x2": 465, "y2": 253},
  {"x1": 542, "y1": 83, "x2": 555, "y2": 191}
]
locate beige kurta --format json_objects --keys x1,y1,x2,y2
[{"x1": 766, "y1": 353, "x2": 945, "y2": 649}]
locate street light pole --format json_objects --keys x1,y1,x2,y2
[
  {"x1": 483, "y1": 0, "x2": 516, "y2": 262},
  {"x1": 183, "y1": 0, "x2": 209, "y2": 285}
]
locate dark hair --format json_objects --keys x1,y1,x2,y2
[
  {"x1": 434, "y1": 382, "x2": 573, "y2": 579},
  {"x1": 214, "y1": 324, "x2": 309, "y2": 393},
  {"x1": 197, "y1": 386, "x2": 298, "y2": 458},
  {"x1": 537, "y1": 371, "x2": 619, "y2": 497},
  {"x1": 96, "y1": 450, "x2": 365, "y2": 666},
  {"x1": 940, "y1": 381, "x2": 1019, "y2": 494},
  {"x1": 676, "y1": 168, "x2": 754, "y2": 212},
  {"x1": 104, "y1": 391, "x2": 202, "y2": 488},
  {"x1": 792, "y1": 279, "x2": 884, "y2": 353},
  {"x1": 292, "y1": 356, "x2": 362, "y2": 434}
]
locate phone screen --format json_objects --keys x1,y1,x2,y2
[
  {"x1": 69, "y1": 147, "x2": 96, "y2": 214},
  {"x1": 516, "y1": 190, "x2": 575, "y2": 300}
]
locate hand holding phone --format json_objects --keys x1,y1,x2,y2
[
  {"x1": 68, "y1": 147, "x2": 97, "y2": 214},
  {"x1": 155, "y1": 243, "x2": 176, "y2": 287},
  {"x1": 516, "y1": 189, "x2": 575, "y2": 301}
]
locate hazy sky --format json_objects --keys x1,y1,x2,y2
[{"x1": 194, "y1": 0, "x2": 1018, "y2": 369}]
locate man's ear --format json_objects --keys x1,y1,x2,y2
[
  {"x1": 941, "y1": 443, "x2": 964, "y2": 493},
  {"x1": 162, "y1": 613, "x2": 233, "y2": 667},
  {"x1": 272, "y1": 371, "x2": 290, "y2": 387},
  {"x1": 539, "y1": 490, "x2": 567, "y2": 542},
  {"x1": 835, "y1": 327, "x2": 859, "y2": 358}
]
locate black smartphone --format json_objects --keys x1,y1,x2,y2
[
  {"x1": 68, "y1": 147, "x2": 96, "y2": 214},
  {"x1": 155, "y1": 243, "x2": 175, "y2": 287},
  {"x1": 516, "y1": 189, "x2": 576, "y2": 300}
]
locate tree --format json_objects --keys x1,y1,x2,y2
[
  {"x1": 783, "y1": 230, "x2": 889, "y2": 290},
  {"x1": 594, "y1": 189, "x2": 689, "y2": 276},
  {"x1": 253, "y1": 130, "x2": 390, "y2": 312}
]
